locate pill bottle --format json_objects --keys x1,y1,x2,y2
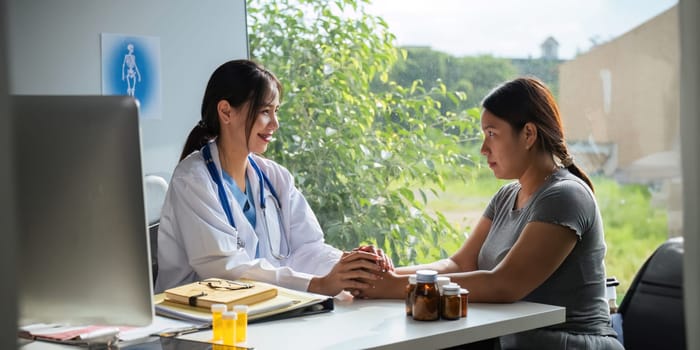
[
  {"x1": 210, "y1": 303, "x2": 227, "y2": 342},
  {"x1": 441, "y1": 284, "x2": 461, "y2": 320},
  {"x1": 233, "y1": 305, "x2": 249, "y2": 343},
  {"x1": 436, "y1": 276, "x2": 451, "y2": 295},
  {"x1": 460, "y1": 288, "x2": 470, "y2": 318},
  {"x1": 412, "y1": 269, "x2": 439, "y2": 321},
  {"x1": 222, "y1": 311, "x2": 237, "y2": 346},
  {"x1": 606, "y1": 277, "x2": 620, "y2": 314},
  {"x1": 405, "y1": 274, "x2": 417, "y2": 316}
]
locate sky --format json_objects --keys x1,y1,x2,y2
[{"x1": 365, "y1": 0, "x2": 678, "y2": 59}]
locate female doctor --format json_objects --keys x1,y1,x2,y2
[{"x1": 155, "y1": 59, "x2": 385, "y2": 296}]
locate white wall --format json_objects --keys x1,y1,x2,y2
[
  {"x1": 7, "y1": 0, "x2": 249, "y2": 180},
  {"x1": 680, "y1": 0, "x2": 699, "y2": 348},
  {"x1": 4, "y1": 0, "x2": 247, "y2": 346}
]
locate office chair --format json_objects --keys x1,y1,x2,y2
[
  {"x1": 611, "y1": 237, "x2": 685, "y2": 349},
  {"x1": 144, "y1": 175, "x2": 168, "y2": 286},
  {"x1": 144, "y1": 175, "x2": 168, "y2": 226},
  {"x1": 149, "y1": 222, "x2": 160, "y2": 285}
]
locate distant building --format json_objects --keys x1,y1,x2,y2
[
  {"x1": 510, "y1": 37, "x2": 564, "y2": 96},
  {"x1": 557, "y1": 5, "x2": 681, "y2": 235},
  {"x1": 558, "y1": 5, "x2": 679, "y2": 176},
  {"x1": 541, "y1": 36, "x2": 559, "y2": 60}
]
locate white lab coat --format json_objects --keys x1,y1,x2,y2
[{"x1": 155, "y1": 141, "x2": 342, "y2": 293}]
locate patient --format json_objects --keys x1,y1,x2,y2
[{"x1": 353, "y1": 77, "x2": 624, "y2": 350}]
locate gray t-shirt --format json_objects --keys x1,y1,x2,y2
[{"x1": 480, "y1": 168, "x2": 619, "y2": 347}]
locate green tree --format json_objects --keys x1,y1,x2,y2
[
  {"x1": 247, "y1": 0, "x2": 481, "y2": 264},
  {"x1": 453, "y1": 55, "x2": 519, "y2": 108},
  {"x1": 389, "y1": 47, "x2": 451, "y2": 89},
  {"x1": 510, "y1": 58, "x2": 561, "y2": 97},
  {"x1": 388, "y1": 47, "x2": 518, "y2": 111}
]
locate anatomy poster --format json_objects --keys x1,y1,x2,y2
[{"x1": 101, "y1": 33, "x2": 162, "y2": 120}]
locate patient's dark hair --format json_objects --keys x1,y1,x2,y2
[{"x1": 481, "y1": 76, "x2": 593, "y2": 192}]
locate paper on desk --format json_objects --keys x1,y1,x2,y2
[
  {"x1": 19, "y1": 317, "x2": 196, "y2": 344},
  {"x1": 19, "y1": 324, "x2": 119, "y2": 342},
  {"x1": 118, "y1": 316, "x2": 195, "y2": 342},
  {"x1": 154, "y1": 295, "x2": 299, "y2": 323},
  {"x1": 156, "y1": 287, "x2": 318, "y2": 319}
]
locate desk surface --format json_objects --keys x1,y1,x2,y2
[
  {"x1": 183, "y1": 298, "x2": 565, "y2": 350},
  {"x1": 20, "y1": 298, "x2": 565, "y2": 350}
]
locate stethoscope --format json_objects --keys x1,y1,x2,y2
[{"x1": 202, "y1": 142, "x2": 291, "y2": 260}]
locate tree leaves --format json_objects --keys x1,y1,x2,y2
[{"x1": 247, "y1": 0, "x2": 479, "y2": 264}]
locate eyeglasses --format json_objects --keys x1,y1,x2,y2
[{"x1": 198, "y1": 278, "x2": 253, "y2": 291}]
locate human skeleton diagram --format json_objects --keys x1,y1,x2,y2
[{"x1": 121, "y1": 43, "x2": 141, "y2": 96}]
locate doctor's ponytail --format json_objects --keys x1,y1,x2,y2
[{"x1": 179, "y1": 120, "x2": 216, "y2": 161}]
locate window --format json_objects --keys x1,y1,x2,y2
[
  {"x1": 364, "y1": 0, "x2": 681, "y2": 298},
  {"x1": 247, "y1": 0, "x2": 681, "y2": 298}
]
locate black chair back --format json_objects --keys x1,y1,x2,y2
[
  {"x1": 148, "y1": 222, "x2": 159, "y2": 286},
  {"x1": 618, "y1": 237, "x2": 685, "y2": 350}
]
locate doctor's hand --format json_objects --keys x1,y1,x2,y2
[
  {"x1": 353, "y1": 245, "x2": 395, "y2": 272},
  {"x1": 307, "y1": 250, "x2": 384, "y2": 297}
]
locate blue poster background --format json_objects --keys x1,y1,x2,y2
[{"x1": 101, "y1": 33, "x2": 162, "y2": 120}]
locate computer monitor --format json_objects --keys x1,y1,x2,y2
[{"x1": 13, "y1": 95, "x2": 154, "y2": 327}]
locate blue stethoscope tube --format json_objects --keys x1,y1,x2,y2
[{"x1": 201, "y1": 143, "x2": 290, "y2": 259}]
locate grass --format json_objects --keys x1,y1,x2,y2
[
  {"x1": 419, "y1": 170, "x2": 668, "y2": 299},
  {"x1": 592, "y1": 176, "x2": 668, "y2": 299}
]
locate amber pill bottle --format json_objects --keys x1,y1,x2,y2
[
  {"x1": 405, "y1": 274, "x2": 417, "y2": 316},
  {"x1": 412, "y1": 270, "x2": 440, "y2": 321},
  {"x1": 441, "y1": 284, "x2": 461, "y2": 320},
  {"x1": 460, "y1": 288, "x2": 470, "y2": 318}
]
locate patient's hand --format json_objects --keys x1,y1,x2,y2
[{"x1": 348, "y1": 270, "x2": 406, "y2": 299}]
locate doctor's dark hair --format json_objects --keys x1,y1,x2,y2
[
  {"x1": 180, "y1": 59, "x2": 283, "y2": 161},
  {"x1": 481, "y1": 76, "x2": 594, "y2": 192}
]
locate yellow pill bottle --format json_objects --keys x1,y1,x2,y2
[
  {"x1": 233, "y1": 305, "x2": 249, "y2": 343},
  {"x1": 222, "y1": 311, "x2": 238, "y2": 346},
  {"x1": 210, "y1": 304, "x2": 227, "y2": 342}
]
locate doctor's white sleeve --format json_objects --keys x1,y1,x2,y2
[{"x1": 280, "y1": 182, "x2": 343, "y2": 277}]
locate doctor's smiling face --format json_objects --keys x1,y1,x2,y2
[
  {"x1": 248, "y1": 91, "x2": 280, "y2": 154},
  {"x1": 215, "y1": 68, "x2": 282, "y2": 157},
  {"x1": 219, "y1": 90, "x2": 280, "y2": 156}
]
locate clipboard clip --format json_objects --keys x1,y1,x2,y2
[{"x1": 188, "y1": 291, "x2": 207, "y2": 306}]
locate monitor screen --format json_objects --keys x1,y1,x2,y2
[{"x1": 14, "y1": 95, "x2": 154, "y2": 327}]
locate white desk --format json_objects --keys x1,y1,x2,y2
[
  {"x1": 182, "y1": 298, "x2": 565, "y2": 350},
  {"x1": 19, "y1": 298, "x2": 565, "y2": 349}
]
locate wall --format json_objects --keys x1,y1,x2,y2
[
  {"x1": 7, "y1": 0, "x2": 249, "y2": 181},
  {"x1": 680, "y1": 0, "x2": 700, "y2": 347},
  {"x1": 4, "y1": 0, "x2": 247, "y2": 344},
  {"x1": 558, "y1": 6, "x2": 679, "y2": 169}
]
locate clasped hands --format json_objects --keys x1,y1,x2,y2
[
  {"x1": 310, "y1": 244, "x2": 398, "y2": 297},
  {"x1": 349, "y1": 244, "x2": 394, "y2": 272},
  {"x1": 341, "y1": 245, "x2": 398, "y2": 298}
]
